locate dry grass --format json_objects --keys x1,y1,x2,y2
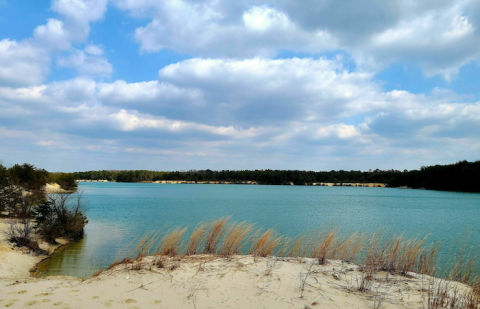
[
  {"x1": 250, "y1": 229, "x2": 283, "y2": 257},
  {"x1": 287, "y1": 236, "x2": 307, "y2": 257},
  {"x1": 448, "y1": 246, "x2": 480, "y2": 285},
  {"x1": 156, "y1": 227, "x2": 188, "y2": 256},
  {"x1": 98, "y1": 217, "x2": 480, "y2": 299},
  {"x1": 221, "y1": 221, "x2": 254, "y2": 256},
  {"x1": 398, "y1": 237, "x2": 426, "y2": 275},
  {"x1": 186, "y1": 224, "x2": 208, "y2": 255},
  {"x1": 312, "y1": 230, "x2": 337, "y2": 264},
  {"x1": 203, "y1": 217, "x2": 229, "y2": 254}
]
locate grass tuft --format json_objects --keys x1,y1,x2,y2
[
  {"x1": 203, "y1": 217, "x2": 229, "y2": 254},
  {"x1": 221, "y1": 221, "x2": 254, "y2": 256}
]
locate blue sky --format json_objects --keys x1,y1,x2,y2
[{"x1": 0, "y1": 0, "x2": 479, "y2": 172}]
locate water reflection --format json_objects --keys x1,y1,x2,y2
[{"x1": 35, "y1": 221, "x2": 123, "y2": 278}]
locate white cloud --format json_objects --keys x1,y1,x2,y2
[
  {"x1": 0, "y1": 39, "x2": 50, "y2": 87},
  {"x1": 1, "y1": 55, "x2": 480, "y2": 170},
  {"x1": 33, "y1": 19, "x2": 71, "y2": 50},
  {"x1": 125, "y1": 0, "x2": 335, "y2": 57},
  {"x1": 0, "y1": 0, "x2": 110, "y2": 87},
  {"x1": 85, "y1": 44, "x2": 104, "y2": 56},
  {"x1": 113, "y1": 0, "x2": 480, "y2": 79},
  {"x1": 243, "y1": 6, "x2": 291, "y2": 32},
  {"x1": 58, "y1": 48, "x2": 113, "y2": 77}
]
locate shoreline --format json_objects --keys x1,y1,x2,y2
[
  {"x1": 0, "y1": 250, "x2": 475, "y2": 308},
  {"x1": 76, "y1": 179, "x2": 387, "y2": 187}
]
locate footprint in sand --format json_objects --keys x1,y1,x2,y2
[
  {"x1": 92, "y1": 296, "x2": 99, "y2": 300},
  {"x1": 52, "y1": 302, "x2": 62, "y2": 306},
  {"x1": 124, "y1": 299, "x2": 137, "y2": 304},
  {"x1": 18, "y1": 290, "x2": 27, "y2": 294},
  {"x1": 41, "y1": 299, "x2": 51, "y2": 303},
  {"x1": 152, "y1": 300, "x2": 162, "y2": 304},
  {"x1": 26, "y1": 300, "x2": 37, "y2": 306},
  {"x1": 4, "y1": 300, "x2": 17, "y2": 307}
]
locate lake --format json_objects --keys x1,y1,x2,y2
[{"x1": 35, "y1": 182, "x2": 480, "y2": 278}]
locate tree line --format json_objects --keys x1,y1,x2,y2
[{"x1": 73, "y1": 160, "x2": 480, "y2": 193}]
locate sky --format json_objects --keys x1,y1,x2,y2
[{"x1": 0, "y1": 0, "x2": 479, "y2": 172}]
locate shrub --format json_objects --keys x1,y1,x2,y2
[
  {"x1": 33, "y1": 192, "x2": 88, "y2": 242},
  {"x1": 4, "y1": 219, "x2": 40, "y2": 251}
]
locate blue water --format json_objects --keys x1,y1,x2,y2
[{"x1": 36, "y1": 182, "x2": 480, "y2": 278}]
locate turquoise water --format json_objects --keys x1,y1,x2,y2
[{"x1": 36, "y1": 182, "x2": 480, "y2": 278}]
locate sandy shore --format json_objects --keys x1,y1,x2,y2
[
  {"x1": 1, "y1": 253, "x2": 472, "y2": 309},
  {"x1": 44, "y1": 183, "x2": 74, "y2": 194},
  {"x1": 0, "y1": 221, "x2": 65, "y2": 278},
  {"x1": 1, "y1": 221, "x2": 475, "y2": 309}
]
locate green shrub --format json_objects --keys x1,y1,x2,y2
[{"x1": 33, "y1": 192, "x2": 88, "y2": 242}]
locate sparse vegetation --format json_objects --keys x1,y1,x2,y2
[
  {"x1": 1, "y1": 162, "x2": 87, "y2": 249},
  {"x1": 93, "y1": 218, "x2": 480, "y2": 308}
]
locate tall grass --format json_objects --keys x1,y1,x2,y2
[
  {"x1": 250, "y1": 229, "x2": 283, "y2": 257},
  {"x1": 104, "y1": 217, "x2": 480, "y2": 297},
  {"x1": 186, "y1": 224, "x2": 208, "y2": 255},
  {"x1": 156, "y1": 227, "x2": 188, "y2": 256},
  {"x1": 221, "y1": 221, "x2": 253, "y2": 256},
  {"x1": 203, "y1": 217, "x2": 228, "y2": 254}
]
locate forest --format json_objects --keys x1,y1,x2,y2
[{"x1": 72, "y1": 160, "x2": 480, "y2": 193}]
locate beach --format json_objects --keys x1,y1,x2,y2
[{"x1": 1, "y1": 220, "x2": 476, "y2": 309}]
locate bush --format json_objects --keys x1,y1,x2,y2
[
  {"x1": 48, "y1": 173, "x2": 78, "y2": 190},
  {"x1": 33, "y1": 192, "x2": 88, "y2": 242},
  {"x1": 4, "y1": 218, "x2": 40, "y2": 251}
]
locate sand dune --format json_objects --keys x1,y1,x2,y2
[{"x1": 0, "y1": 220, "x2": 475, "y2": 309}]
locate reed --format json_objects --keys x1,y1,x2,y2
[
  {"x1": 330, "y1": 233, "x2": 364, "y2": 263},
  {"x1": 156, "y1": 227, "x2": 188, "y2": 256},
  {"x1": 398, "y1": 237, "x2": 426, "y2": 275},
  {"x1": 203, "y1": 217, "x2": 229, "y2": 254},
  {"x1": 250, "y1": 229, "x2": 283, "y2": 257},
  {"x1": 100, "y1": 217, "x2": 480, "y2": 300},
  {"x1": 221, "y1": 221, "x2": 254, "y2": 256},
  {"x1": 186, "y1": 224, "x2": 208, "y2": 255},
  {"x1": 134, "y1": 230, "x2": 161, "y2": 258},
  {"x1": 448, "y1": 246, "x2": 480, "y2": 285},
  {"x1": 311, "y1": 230, "x2": 337, "y2": 264}
]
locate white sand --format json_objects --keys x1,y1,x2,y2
[
  {"x1": 44, "y1": 183, "x2": 70, "y2": 194},
  {"x1": 0, "y1": 221, "x2": 473, "y2": 309},
  {"x1": 0, "y1": 221, "x2": 68, "y2": 278}
]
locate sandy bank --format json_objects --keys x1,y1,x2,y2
[
  {"x1": 0, "y1": 254, "x2": 473, "y2": 309},
  {"x1": 44, "y1": 183, "x2": 75, "y2": 194},
  {"x1": 0, "y1": 220, "x2": 68, "y2": 278},
  {"x1": 1, "y1": 220, "x2": 476, "y2": 308}
]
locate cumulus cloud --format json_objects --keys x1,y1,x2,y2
[
  {"x1": 0, "y1": 0, "x2": 109, "y2": 87},
  {"x1": 57, "y1": 48, "x2": 113, "y2": 77},
  {"x1": 33, "y1": 18, "x2": 71, "y2": 50},
  {"x1": 0, "y1": 39, "x2": 50, "y2": 87},
  {"x1": 113, "y1": 0, "x2": 480, "y2": 79},
  {"x1": 118, "y1": 0, "x2": 335, "y2": 58},
  {"x1": 1, "y1": 56, "x2": 480, "y2": 170}
]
